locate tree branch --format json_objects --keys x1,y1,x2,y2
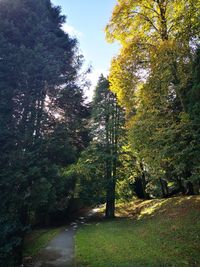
[
  {"x1": 142, "y1": 4, "x2": 160, "y2": 17},
  {"x1": 128, "y1": 11, "x2": 159, "y2": 33}
]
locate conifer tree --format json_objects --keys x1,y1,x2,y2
[
  {"x1": 92, "y1": 75, "x2": 125, "y2": 218},
  {"x1": 0, "y1": 0, "x2": 89, "y2": 265}
]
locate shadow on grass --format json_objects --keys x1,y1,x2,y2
[{"x1": 114, "y1": 196, "x2": 200, "y2": 222}]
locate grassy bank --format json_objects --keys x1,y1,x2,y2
[
  {"x1": 23, "y1": 227, "x2": 62, "y2": 257},
  {"x1": 75, "y1": 196, "x2": 200, "y2": 267}
]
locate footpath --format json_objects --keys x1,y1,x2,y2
[{"x1": 32, "y1": 209, "x2": 99, "y2": 267}]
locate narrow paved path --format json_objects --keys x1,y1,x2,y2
[
  {"x1": 34, "y1": 225, "x2": 76, "y2": 267},
  {"x1": 33, "y1": 210, "x2": 99, "y2": 267}
]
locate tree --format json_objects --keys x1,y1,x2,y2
[
  {"x1": 106, "y1": 0, "x2": 200, "y2": 196},
  {"x1": 186, "y1": 47, "x2": 200, "y2": 192},
  {"x1": 0, "y1": 0, "x2": 89, "y2": 265},
  {"x1": 67, "y1": 75, "x2": 126, "y2": 217},
  {"x1": 106, "y1": 0, "x2": 200, "y2": 112},
  {"x1": 91, "y1": 75, "x2": 125, "y2": 218}
]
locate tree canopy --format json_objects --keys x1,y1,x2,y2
[
  {"x1": 106, "y1": 0, "x2": 200, "y2": 197},
  {"x1": 0, "y1": 0, "x2": 89, "y2": 265}
]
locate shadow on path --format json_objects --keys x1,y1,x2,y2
[
  {"x1": 34, "y1": 226, "x2": 75, "y2": 267},
  {"x1": 33, "y1": 209, "x2": 100, "y2": 267}
]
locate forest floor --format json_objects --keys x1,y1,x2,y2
[{"x1": 75, "y1": 196, "x2": 200, "y2": 267}]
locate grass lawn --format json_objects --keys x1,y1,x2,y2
[
  {"x1": 23, "y1": 227, "x2": 62, "y2": 257},
  {"x1": 75, "y1": 196, "x2": 200, "y2": 267}
]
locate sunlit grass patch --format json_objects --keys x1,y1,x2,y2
[{"x1": 76, "y1": 196, "x2": 200, "y2": 267}]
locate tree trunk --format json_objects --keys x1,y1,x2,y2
[
  {"x1": 140, "y1": 163, "x2": 149, "y2": 199},
  {"x1": 105, "y1": 109, "x2": 114, "y2": 218},
  {"x1": 105, "y1": 101, "x2": 119, "y2": 219},
  {"x1": 186, "y1": 181, "x2": 195, "y2": 195},
  {"x1": 159, "y1": 178, "x2": 169, "y2": 198},
  {"x1": 158, "y1": 0, "x2": 168, "y2": 41},
  {"x1": 105, "y1": 179, "x2": 116, "y2": 218},
  {"x1": 176, "y1": 177, "x2": 186, "y2": 194}
]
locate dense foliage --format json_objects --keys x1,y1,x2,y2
[
  {"x1": 106, "y1": 0, "x2": 200, "y2": 197},
  {"x1": 0, "y1": 0, "x2": 89, "y2": 265},
  {"x1": 0, "y1": 0, "x2": 200, "y2": 265},
  {"x1": 69, "y1": 75, "x2": 126, "y2": 217}
]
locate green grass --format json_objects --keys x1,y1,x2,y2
[
  {"x1": 75, "y1": 196, "x2": 200, "y2": 267},
  {"x1": 23, "y1": 227, "x2": 62, "y2": 257}
]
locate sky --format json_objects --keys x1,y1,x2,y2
[{"x1": 51, "y1": 0, "x2": 119, "y2": 100}]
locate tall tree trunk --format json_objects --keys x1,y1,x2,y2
[
  {"x1": 105, "y1": 179, "x2": 116, "y2": 218},
  {"x1": 105, "y1": 101, "x2": 118, "y2": 219},
  {"x1": 105, "y1": 110, "x2": 114, "y2": 218}
]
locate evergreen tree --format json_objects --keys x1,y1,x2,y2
[
  {"x1": 0, "y1": 0, "x2": 89, "y2": 265},
  {"x1": 92, "y1": 75, "x2": 125, "y2": 218}
]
